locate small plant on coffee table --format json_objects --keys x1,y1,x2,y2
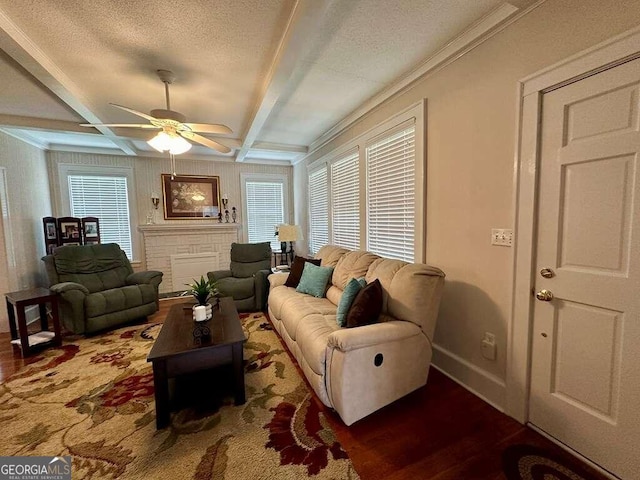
[{"x1": 183, "y1": 276, "x2": 219, "y2": 306}]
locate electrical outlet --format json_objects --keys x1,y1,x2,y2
[
  {"x1": 481, "y1": 332, "x2": 496, "y2": 361},
  {"x1": 491, "y1": 228, "x2": 513, "y2": 247}
]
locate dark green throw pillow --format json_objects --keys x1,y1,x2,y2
[{"x1": 346, "y1": 279, "x2": 383, "y2": 328}]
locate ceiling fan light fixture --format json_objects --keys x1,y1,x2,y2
[{"x1": 147, "y1": 131, "x2": 192, "y2": 155}]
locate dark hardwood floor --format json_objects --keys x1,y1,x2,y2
[{"x1": 0, "y1": 299, "x2": 608, "y2": 480}]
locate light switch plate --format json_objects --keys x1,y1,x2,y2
[{"x1": 491, "y1": 228, "x2": 513, "y2": 247}]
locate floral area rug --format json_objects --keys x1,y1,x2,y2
[{"x1": 0, "y1": 313, "x2": 358, "y2": 480}]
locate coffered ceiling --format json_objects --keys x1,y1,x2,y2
[{"x1": 0, "y1": 0, "x2": 536, "y2": 164}]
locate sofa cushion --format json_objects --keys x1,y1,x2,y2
[
  {"x1": 325, "y1": 286, "x2": 343, "y2": 306},
  {"x1": 365, "y1": 258, "x2": 406, "y2": 313},
  {"x1": 53, "y1": 243, "x2": 131, "y2": 293},
  {"x1": 279, "y1": 293, "x2": 336, "y2": 341},
  {"x1": 85, "y1": 284, "x2": 157, "y2": 318},
  {"x1": 296, "y1": 263, "x2": 334, "y2": 298},
  {"x1": 336, "y1": 277, "x2": 366, "y2": 327},
  {"x1": 296, "y1": 314, "x2": 341, "y2": 375},
  {"x1": 284, "y1": 256, "x2": 321, "y2": 288},
  {"x1": 315, "y1": 245, "x2": 350, "y2": 267},
  {"x1": 332, "y1": 251, "x2": 380, "y2": 290},
  {"x1": 346, "y1": 279, "x2": 383, "y2": 328},
  {"x1": 217, "y1": 276, "x2": 255, "y2": 300}
]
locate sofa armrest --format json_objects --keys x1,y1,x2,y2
[
  {"x1": 254, "y1": 269, "x2": 270, "y2": 310},
  {"x1": 50, "y1": 282, "x2": 89, "y2": 335},
  {"x1": 50, "y1": 282, "x2": 89, "y2": 295},
  {"x1": 126, "y1": 271, "x2": 163, "y2": 287},
  {"x1": 268, "y1": 272, "x2": 289, "y2": 288},
  {"x1": 327, "y1": 321, "x2": 423, "y2": 352},
  {"x1": 208, "y1": 270, "x2": 233, "y2": 282}
]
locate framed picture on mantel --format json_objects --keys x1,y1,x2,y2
[{"x1": 162, "y1": 174, "x2": 221, "y2": 219}]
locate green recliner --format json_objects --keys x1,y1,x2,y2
[
  {"x1": 42, "y1": 243, "x2": 163, "y2": 334},
  {"x1": 207, "y1": 242, "x2": 271, "y2": 312}
]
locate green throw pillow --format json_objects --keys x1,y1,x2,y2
[
  {"x1": 336, "y1": 277, "x2": 366, "y2": 327},
  {"x1": 296, "y1": 262, "x2": 334, "y2": 298}
]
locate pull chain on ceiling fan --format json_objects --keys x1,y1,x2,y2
[{"x1": 81, "y1": 69, "x2": 232, "y2": 155}]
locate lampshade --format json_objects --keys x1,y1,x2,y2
[
  {"x1": 277, "y1": 224, "x2": 302, "y2": 242},
  {"x1": 147, "y1": 131, "x2": 192, "y2": 155}
]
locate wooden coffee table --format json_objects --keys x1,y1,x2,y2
[{"x1": 147, "y1": 297, "x2": 247, "y2": 429}]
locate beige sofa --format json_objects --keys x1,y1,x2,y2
[{"x1": 267, "y1": 245, "x2": 445, "y2": 425}]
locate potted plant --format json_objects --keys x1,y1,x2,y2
[{"x1": 182, "y1": 276, "x2": 219, "y2": 321}]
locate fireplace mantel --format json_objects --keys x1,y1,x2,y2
[
  {"x1": 138, "y1": 223, "x2": 241, "y2": 234},
  {"x1": 138, "y1": 223, "x2": 241, "y2": 293}
]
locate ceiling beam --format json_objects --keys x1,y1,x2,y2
[
  {"x1": 0, "y1": 112, "x2": 305, "y2": 162},
  {"x1": 251, "y1": 141, "x2": 307, "y2": 154},
  {"x1": 234, "y1": 0, "x2": 334, "y2": 162},
  {"x1": 0, "y1": 114, "x2": 89, "y2": 134},
  {"x1": 0, "y1": 7, "x2": 136, "y2": 155}
]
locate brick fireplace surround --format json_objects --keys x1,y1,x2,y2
[{"x1": 138, "y1": 224, "x2": 240, "y2": 294}]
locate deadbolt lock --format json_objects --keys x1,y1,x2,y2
[
  {"x1": 540, "y1": 268, "x2": 555, "y2": 278},
  {"x1": 535, "y1": 289, "x2": 554, "y2": 301}
]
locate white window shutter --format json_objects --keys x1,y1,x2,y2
[
  {"x1": 308, "y1": 168, "x2": 328, "y2": 254},
  {"x1": 331, "y1": 151, "x2": 359, "y2": 250},
  {"x1": 366, "y1": 126, "x2": 416, "y2": 262},
  {"x1": 245, "y1": 181, "x2": 284, "y2": 251},
  {"x1": 68, "y1": 175, "x2": 133, "y2": 258}
]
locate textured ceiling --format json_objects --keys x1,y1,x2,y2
[
  {"x1": 0, "y1": 50, "x2": 81, "y2": 121},
  {"x1": 260, "y1": 0, "x2": 503, "y2": 145},
  {"x1": 0, "y1": 0, "x2": 527, "y2": 162}
]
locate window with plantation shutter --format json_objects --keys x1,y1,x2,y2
[
  {"x1": 308, "y1": 168, "x2": 328, "y2": 254},
  {"x1": 330, "y1": 151, "x2": 359, "y2": 250},
  {"x1": 366, "y1": 125, "x2": 415, "y2": 262},
  {"x1": 245, "y1": 180, "x2": 284, "y2": 252},
  {"x1": 68, "y1": 175, "x2": 133, "y2": 258}
]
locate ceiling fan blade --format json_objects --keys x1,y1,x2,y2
[
  {"x1": 80, "y1": 123, "x2": 160, "y2": 129},
  {"x1": 181, "y1": 131, "x2": 232, "y2": 154},
  {"x1": 110, "y1": 103, "x2": 157, "y2": 122},
  {"x1": 182, "y1": 123, "x2": 232, "y2": 135}
]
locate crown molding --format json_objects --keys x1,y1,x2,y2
[{"x1": 0, "y1": 127, "x2": 47, "y2": 150}]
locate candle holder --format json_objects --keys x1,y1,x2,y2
[
  {"x1": 217, "y1": 212, "x2": 223, "y2": 223},
  {"x1": 149, "y1": 195, "x2": 160, "y2": 224},
  {"x1": 232, "y1": 207, "x2": 237, "y2": 223},
  {"x1": 193, "y1": 321, "x2": 211, "y2": 344}
]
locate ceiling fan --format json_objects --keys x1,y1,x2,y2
[{"x1": 81, "y1": 69, "x2": 232, "y2": 155}]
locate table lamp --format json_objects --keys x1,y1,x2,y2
[{"x1": 277, "y1": 224, "x2": 302, "y2": 264}]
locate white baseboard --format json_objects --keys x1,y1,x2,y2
[
  {"x1": 431, "y1": 344, "x2": 507, "y2": 412},
  {"x1": 0, "y1": 306, "x2": 46, "y2": 333}
]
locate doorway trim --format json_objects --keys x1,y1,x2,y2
[{"x1": 506, "y1": 25, "x2": 640, "y2": 423}]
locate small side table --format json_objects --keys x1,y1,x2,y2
[{"x1": 5, "y1": 287, "x2": 61, "y2": 357}]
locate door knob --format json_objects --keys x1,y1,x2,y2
[{"x1": 535, "y1": 289, "x2": 554, "y2": 301}]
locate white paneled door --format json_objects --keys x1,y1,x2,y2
[{"x1": 530, "y1": 58, "x2": 640, "y2": 479}]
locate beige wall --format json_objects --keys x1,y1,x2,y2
[
  {"x1": 294, "y1": 0, "x2": 640, "y2": 404},
  {"x1": 47, "y1": 151, "x2": 292, "y2": 265},
  {"x1": 0, "y1": 132, "x2": 52, "y2": 321}
]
